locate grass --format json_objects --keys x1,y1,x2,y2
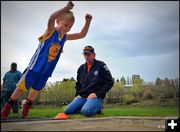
[
  {"x1": 103, "y1": 107, "x2": 179, "y2": 117},
  {"x1": 8, "y1": 104, "x2": 179, "y2": 119}
]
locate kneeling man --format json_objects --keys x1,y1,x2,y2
[{"x1": 64, "y1": 46, "x2": 114, "y2": 116}]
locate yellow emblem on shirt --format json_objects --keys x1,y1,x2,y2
[{"x1": 48, "y1": 43, "x2": 61, "y2": 62}]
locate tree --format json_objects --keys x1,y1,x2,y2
[
  {"x1": 132, "y1": 78, "x2": 144, "y2": 86},
  {"x1": 39, "y1": 80, "x2": 75, "y2": 106},
  {"x1": 120, "y1": 76, "x2": 126, "y2": 85},
  {"x1": 130, "y1": 78, "x2": 144, "y2": 99},
  {"x1": 143, "y1": 88, "x2": 154, "y2": 100},
  {"x1": 174, "y1": 78, "x2": 179, "y2": 98},
  {"x1": 105, "y1": 81, "x2": 124, "y2": 104},
  {"x1": 155, "y1": 77, "x2": 162, "y2": 86},
  {"x1": 116, "y1": 78, "x2": 119, "y2": 82},
  {"x1": 131, "y1": 75, "x2": 143, "y2": 86},
  {"x1": 70, "y1": 77, "x2": 75, "y2": 81},
  {"x1": 164, "y1": 77, "x2": 171, "y2": 87},
  {"x1": 62, "y1": 78, "x2": 69, "y2": 82},
  {"x1": 170, "y1": 79, "x2": 178, "y2": 98},
  {"x1": 127, "y1": 76, "x2": 130, "y2": 85}
]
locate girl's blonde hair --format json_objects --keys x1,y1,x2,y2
[{"x1": 56, "y1": 11, "x2": 75, "y2": 23}]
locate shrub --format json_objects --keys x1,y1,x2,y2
[
  {"x1": 123, "y1": 95, "x2": 136, "y2": 104},
  {"x1": 143, "y1": 89, "x2": 154, "y2": 100}
]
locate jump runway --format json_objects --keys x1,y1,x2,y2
[{"x1": 1, "y1": 116, "x2": 178, "y2": 131}]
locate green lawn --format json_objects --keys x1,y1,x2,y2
[
  {"x1": 8, "y1": 105, "x2": 179, "y2": 119},
  {"x1": 103, "y1": 107, "x2": 179, "y2": 117}
]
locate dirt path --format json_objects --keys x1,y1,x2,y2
[{"x1": 1, "y1": 116, "x2": 177, "y2": 131}]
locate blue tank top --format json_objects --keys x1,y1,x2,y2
[{"x1": 27, "y1": 30, "x2": 67, "y2": 77}]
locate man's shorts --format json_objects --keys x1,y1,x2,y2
[{"x1": 17, "y1": 69, "x2": 49, "y2": 92}]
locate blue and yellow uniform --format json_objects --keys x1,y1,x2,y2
[{"x1": 17, "y1": 29, "x2": 67, "y2": 91}]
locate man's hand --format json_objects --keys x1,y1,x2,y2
[
  {"x1": 87, "y1": 93, "x2": 97, "y2": 98},
  {"x1": 76, "y1": 95, "x2": 82, "y2": 98},
  {"x1": 66, "y1": 1, "x2": 74, "y2": 10},
  {"x1": 85, "y1": 14, "x2": 92, "y2": 22}
]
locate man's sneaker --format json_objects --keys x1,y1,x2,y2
[
  {"x1": 97, "y1": 109, "x2": 104, "y2": 114},
  {"x1": 22, "y1": 100, "x2": 31, "y2": 119},
  {"x1": 1, "y1": 103, "x2": 12, "y2": 120},
  {"x1": 97, "y1": 105, "x2": 104, "y2": 114}
]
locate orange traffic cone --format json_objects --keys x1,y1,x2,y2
[{"x1": 54, "y1": 113, "x2": 69, "y2": 120}]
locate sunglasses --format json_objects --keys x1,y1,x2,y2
[{"x1": 83, "y1": 52, "x2": 92, "y2": 56}]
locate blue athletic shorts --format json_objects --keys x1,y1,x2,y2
[{"x1": 17, "y1": 69, "x2": 49, "y2": 92}]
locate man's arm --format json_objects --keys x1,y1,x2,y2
[
  {"x1": 17, "y1": 71, "x2": 22, "y2": 81},
  {"x1": 2, "y1": 81, "x2": 5, "y2": 92},
  {"x1": 47, "y1": 1, "x2": 74, "y2": 32},
  {"x1": 95, "y1": 64, "x2": 114, "y2": 98},
  {"x1": 2, "y1": 73, "x2": 7, "y2": 92},
  {"x1": 67, "y1": 14, "x2": 92, "y2": 40}
]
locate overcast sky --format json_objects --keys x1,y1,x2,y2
[{"x1": 1, "y1": 1, "x2": 179, "y2": 83}]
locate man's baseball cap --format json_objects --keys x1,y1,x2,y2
[{"x1": 83, "y1": 46, "x2": 95, "y2": 54}]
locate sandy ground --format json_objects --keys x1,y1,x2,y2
[{"x1": 1, "y1": 116, "x2": 177, "y2": 131}]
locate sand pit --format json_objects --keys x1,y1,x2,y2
[{"x1": 1, "y1": 116, "x2": 177, "y2": 131}]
